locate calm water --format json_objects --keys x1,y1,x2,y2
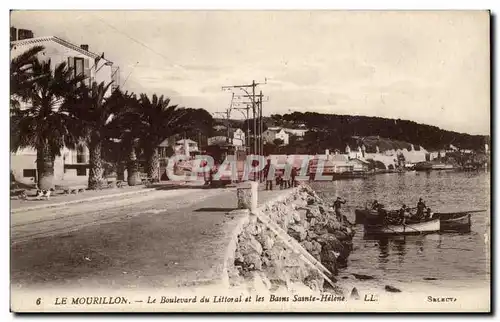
[{"x1": 311, "y1": 171, "x2": 490, "y2": 289}]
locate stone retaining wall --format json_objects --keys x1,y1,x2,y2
[{"x1": 227, "y1": 184, "x2": 355, "y2": 296}]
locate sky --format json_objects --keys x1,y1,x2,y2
[{"x1": 11, "y1": 10, "x2": 490, "y2": 135}]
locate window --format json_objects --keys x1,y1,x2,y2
[
  {"x1": 74, "y1": 57, "x2": 84, "y2": 77},
  {"x1": 68, "y1": 57, "x2": 90, "y2": 86},
  {"x1": 76, "y1": 168, "x2": 87, "y2": 176},
  {"x1": 76, "y1": 145, "x2": 87, "y2": 163},
  {"x1": 23, "y1": 169, "x2": 36, "y2": 178}
]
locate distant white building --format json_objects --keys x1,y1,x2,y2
[
  {"x1": 429, "y1": 150, "x2": 447, "y2": 161},
  {"x1": 207, "y1": 128, "x2": 246, "y2": 147},
  {"x1": 345, "y1": 144, "x2": 365, "y2": 159},
  {"x1": 283, "y1": 128, "x2": 308, "y2": 137},
  {"x1": 230, "y1": 128, "x2": 245, "y2": 146},
  {"x1": 175, "y1": 139, "x2": 199, "y2": 155},
  {"x1": 263, "y1": 127, "x2": 290, "y2": 145},
  {"x1": 344, "y1": 143, "x2": 428, "y2": 169}
]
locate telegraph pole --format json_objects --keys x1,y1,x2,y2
[
  {"x1": 233, "y1": 103, "x2": 251, "y2": 153},
  {"x1": 259, "y1": 90, "x2": 264, "y2": 159},
  {"x1": 251, "y1": 80, "x2": 257, "y2": 157},
  {"x1": 221, "y1": 79, "x2": 266, "y2": 156}
]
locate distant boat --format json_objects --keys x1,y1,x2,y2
[
  {"x1": 431, "y1": 164, "x2": 455, "y2": 170},
  {"x1": 414, "y1": 162, "x2": 433, "y2": 171}
]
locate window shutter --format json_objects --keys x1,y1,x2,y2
[
  {"x1": 83, "y1": 58, "x2": 91, "y2": 86},
  {"x1": 67, "y1": 57, "x2": 75, "y2": 79}
]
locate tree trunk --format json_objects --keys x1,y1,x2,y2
[
  {"x1": 36, "y1": 143, "x2": 54, "y2": 190},
  {"x1": 88, "y1": 139, "x2": 104, "y2": 190},
  {"x1": 127, "y1": 146, "x2": 139, "y2": 186},
  {"x1": 145, "y1": 146, "x2": 160, "y2": 181},
  {"x1": 117, "y1": 161, "x2": 125, "y2": 181}
]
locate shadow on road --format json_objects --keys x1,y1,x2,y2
[
  {"x1": 194, "y1": 207, "x2": 238, "y2": 212},
  {"x1": 152, "y1": 184, "x2": 211, "y2": 191}
]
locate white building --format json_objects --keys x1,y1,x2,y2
[
  {"x1": 175, "y1": 139, "x2": 199, "y2": 155},
  {"x1": 345, "y1": 144, "x2": 365, "y2": 160},
  {"x1": 207, "y1": 128, "x2": 246, "y2": 147},
  {"x1": 263, "y1": 127, "x2": 290, "y2": 145},
  {"x1": 230, "y1": 128, "x2": 245, "y2": 146},
  {"x1": 345, "y1": 143, "x2": 428, "y2": 169},
  {"x1": 283, "y1": 128, "x2": 308, "y2": 137},
  {"x1": 10, "y1": 30, "x2": 119, "y2": 185}
]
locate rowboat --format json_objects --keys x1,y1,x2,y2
[
  {"x1": 432, "y1": 164, "x2": 455, "y2": 171},
  {"x1": 356, "y1": 206, "x2": 481, "y2": 231},
  {"x1": 434, "y1": 212, "x2": 473, "y2": 232},
  {"x1": 364, "y1": 218, "x2": 440, "y2": 236},
  {"x1": 355, "y1": 208, "x2": 399, "y2": 224}
]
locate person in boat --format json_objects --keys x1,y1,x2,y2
[
  {"x1": 399, "y1": 204, "x2": 407, "y2": 224},
  {"x1": 416, "y1": 198, "x2": 427, "y2": 219},
  {"x1": 333, "y1": 197, "x2": 347, "y2": 222},
  {"x1": 425, "y1": 207, "x2": 433, "y2": 219}
]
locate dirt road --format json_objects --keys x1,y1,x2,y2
[{"x1": 11, "y1": 187, "x2": 242, "y2": 290}]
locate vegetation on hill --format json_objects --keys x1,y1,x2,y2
[
  {"x1": 215, "y1": 111, "x2": 489, "y2": 155},
  {"x1": 270, "y1": 112, "x2": 489, "y2": 153}
]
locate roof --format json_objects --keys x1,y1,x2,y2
[
  {"x1": 11, "y1": 36, "x2": 113, "y2": 65},
  {"x1": 327, "y1": 154, "x2": 349, "y2": 162},
  {"x1": 228, "y1": 128, "x2": 243, "y2": 135},
  {"x1": 283, "y1": 127, "x2": 308, "y2": 133},
  {"x1": 350, "y1": 158, "x2": 370, "y2": 164},
  {"x1": 158, "y1": 138, "x2": 170, "y2": 147},
  {"x1": 176, "y1": 139, "x2": 197, "y2": 145}
]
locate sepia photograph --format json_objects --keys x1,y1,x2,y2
[{"x1": 9, "y1": 10, "x2": 491, "y2": 313}]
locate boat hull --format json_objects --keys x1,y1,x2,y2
[
  {"x1": 355, "y1": 208, "x2": 398, "y2": 224},
  {"x1": 364, "y1": 218, "x2": 440, "y2": 236},
  {"x1": 437, "y1": 213, "x2": 472, "y2": 232}
]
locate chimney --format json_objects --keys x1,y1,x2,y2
[{"x1": 80, "y1": 44, "x2": 89, "y2": 51}]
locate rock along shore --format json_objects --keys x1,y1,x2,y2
[{"x1": 228, "y1": 184, "x2": 355, "y2": 296}]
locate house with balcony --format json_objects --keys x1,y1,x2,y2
[{"x1": 10, "y1": 28, "x2": 119, "y2": 185}]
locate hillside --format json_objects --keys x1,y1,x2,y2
[
  {"x1": 269, "y1": 112, "x2": 489, "y2": 152},
  {"x1": 213, "y1": 112, "x2": 489, "y2": 154}
]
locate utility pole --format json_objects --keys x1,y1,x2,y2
[
  {"x1": 259, "y1": 90, "x2": 264, "y2": 160},
  {"x1": 214, "y1": 92, "x2": 234, "y2": 145},
  {"x1": 214, "y1": 108, "x2": 232, "y2": 144},
  {"x1": 252, "y1": 80, "x2": 257, "y2": 157},
  {"x1": 233, "y1": 103, "x2": 251, "y2": 154},
  {"x1": 221, "y1": 79, "x2": 267, "y2": 156},
  {"x1": 233, "y1": 93, "x2": 269, "y2": 157},
  {"x1": 222, "y1": 79, "x2": 267, "y2": 182}
]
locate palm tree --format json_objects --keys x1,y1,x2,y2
[
  {"x1": 10, "y1": 58, "x2": 84, "y2": 189},
  {"x1": 10, "y1": 45, "x2": 45, "y2": 109},
  {"x1": 103, "y1": 92, "x2": 142, "y2": 186},
  {"x1": 71, "y1": 81, "x2": 118, "y2": 189},
  {"x1": 137, "y1": 94, "x2": 190, "y2": 181}
]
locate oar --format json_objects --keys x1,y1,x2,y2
[
  {"x1": 383, "y1": 225, "x2": 406, "y2": 237},
  {"x1": 435, "y1": 209, "x2": 487, "y2": 215},
  {"x1": 402, "y1": 223, "x2": 422, "y2": 234}
]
